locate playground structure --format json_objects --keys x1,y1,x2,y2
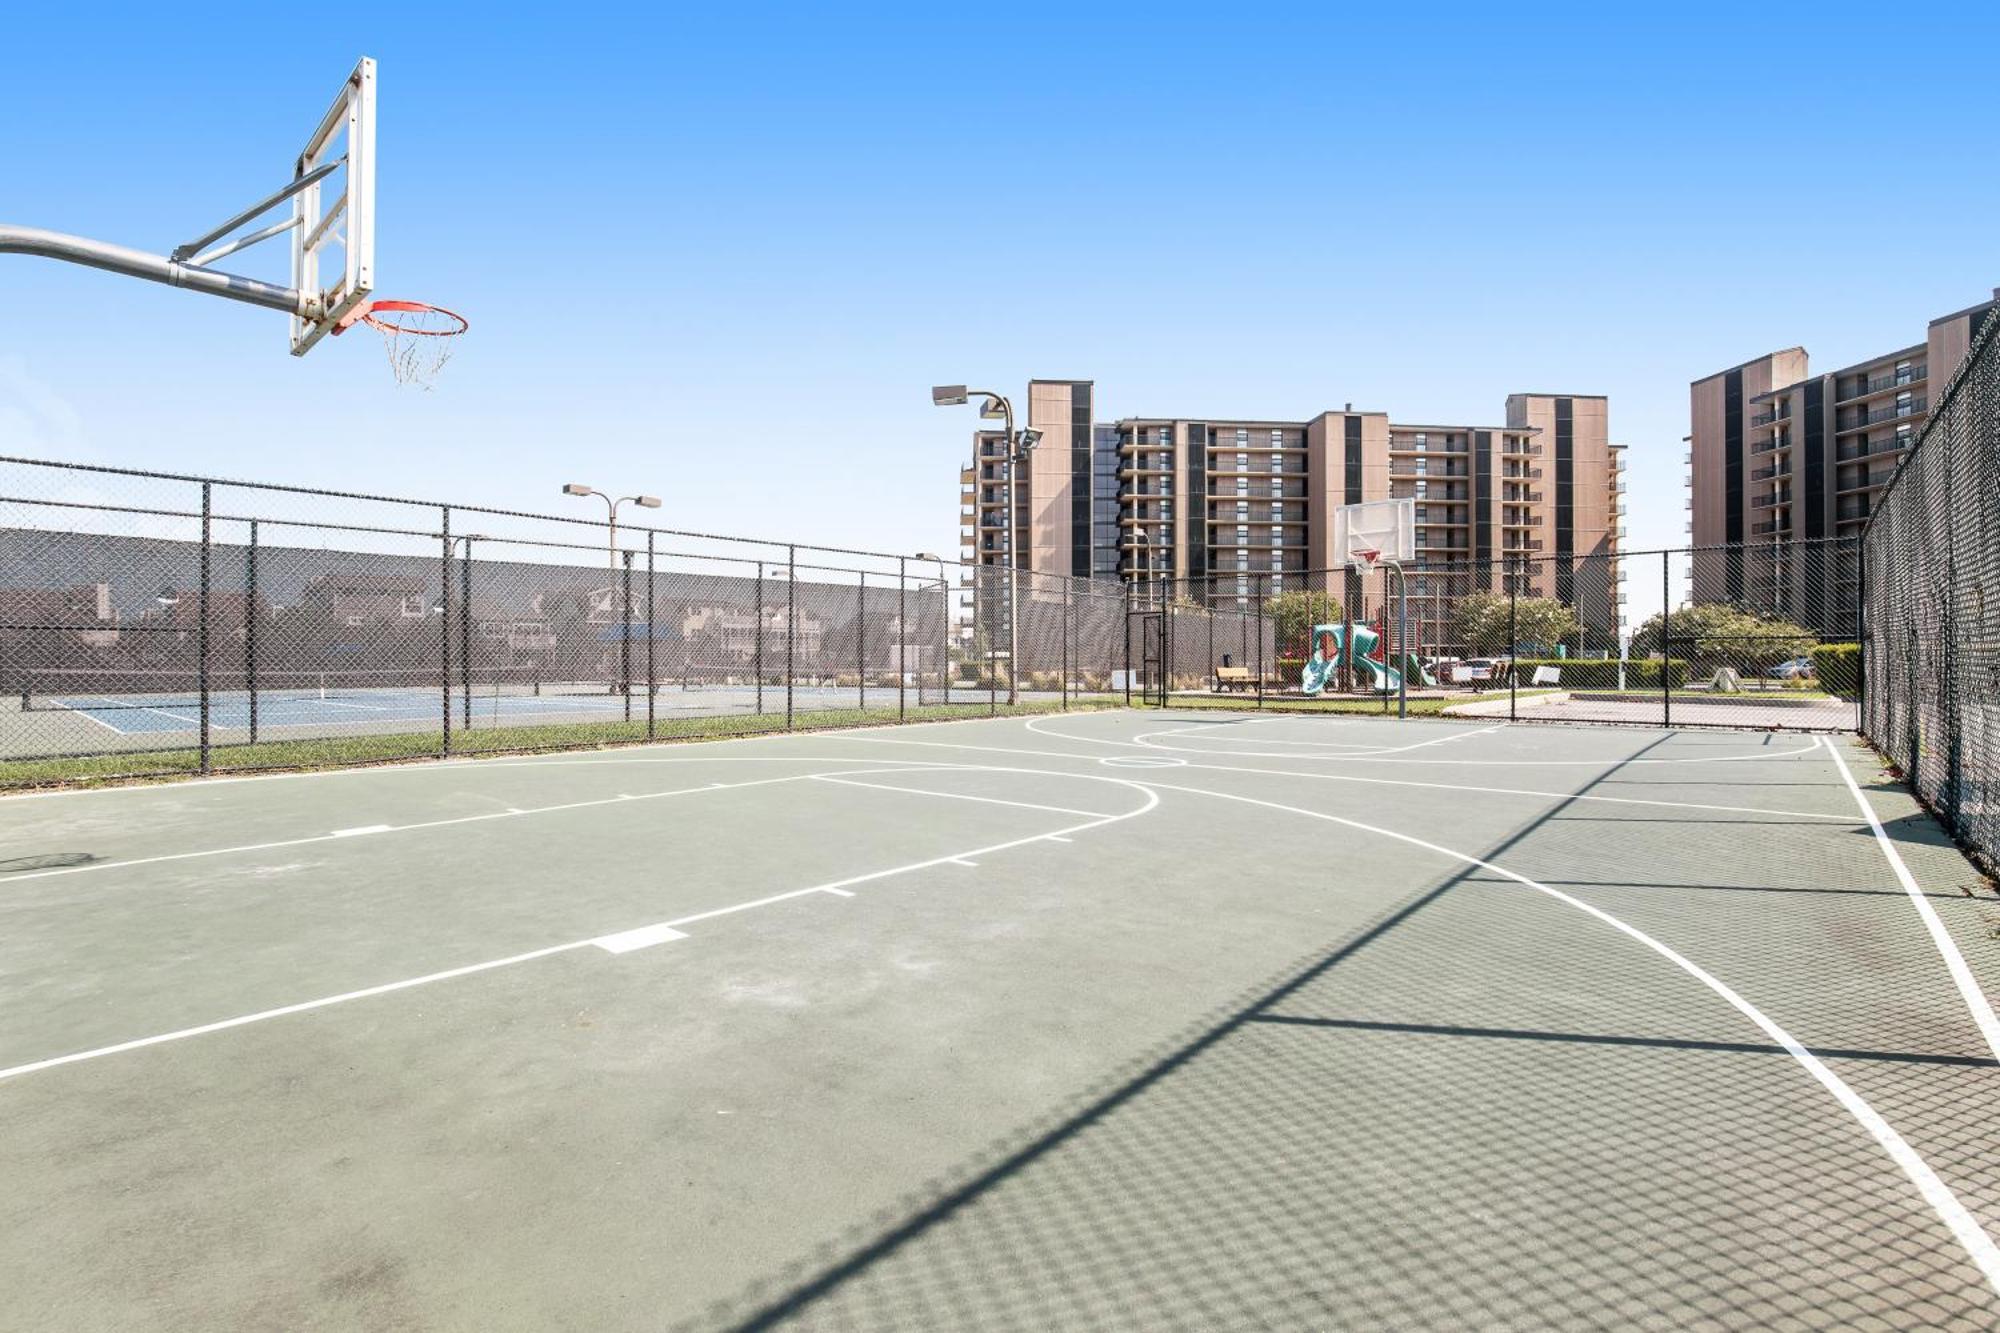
[{"x1": 1298, "y1": 620, "x2": 1439, "y2": 697}]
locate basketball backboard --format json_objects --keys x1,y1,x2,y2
[
  {"x1": 289, "y1": 57, "x2": 376, "y2": 355},
  {"x1": 1332, "y1": 498, "x2": 1416, "y2": 571}
]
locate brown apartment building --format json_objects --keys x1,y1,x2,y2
[
  {"x1": 960, "y1": 380, "x2": 1626, "y2": 648},
  {"x1": 1689, "y1": 287, "x2": 1998, "y2": 626}
]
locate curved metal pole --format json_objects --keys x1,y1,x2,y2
[
  {"x1": 0, "y1": 225, "x2": 307, "y2": 316},
  {"x1": 964, "y1": 390, "x2": 1016, "y2": 712}
]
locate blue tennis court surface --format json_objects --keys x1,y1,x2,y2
[
  {"x1": 47, "y1": 687, "x2": 654, "y2": 735},
  {"x1": 42, "y1": 684, "x2": 925, "y2": 735}
]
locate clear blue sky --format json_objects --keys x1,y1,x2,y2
[{"x1": 4, "y1": 2, "x2": 1996, "y2": 619}]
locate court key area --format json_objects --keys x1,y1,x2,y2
[{"x1": 3, "y1": 710, "x2": 1999, "y2": 1329}]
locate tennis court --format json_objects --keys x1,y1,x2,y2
[
  {"x1": 3, "y1": 710, "x2": 1998, "y2": 1329},
  {"x1": 28, "y1": 681, "x2": 923, "y2": 737}
]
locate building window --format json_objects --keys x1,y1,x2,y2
[
  {"x1": 1235, "y1": 478, "x2": 1248, "y2": 496},
  {"x1": 1414, "y1": 432, "x2": 1427, "y2": 452},
  {"x1": 1895, "y1": 390, "x2": 1913, "y2": 416},
  {"x1": 1894, "y1": 359, "x2": 1913, "y2": 385},
  {"x1": 1236, "y1": 453, "x2": 1248, "y2": 471},
  {"x1": 1269, "y1": 526, "x2": 1283, "y2": 544},
  {"x1": 1415, "y1": 480, "x2": 1428, "y2": 496},
  {"x1": 1235, "y1": 500, "x2": 1249, "y2": 519},
  {"x1": 1236, "y1": 526, "x2": 1249, "y2": 545},
  {"x1": 400, "y1": 595, "x2": 425, "y2": 617},
  {"x1": 1235, "y1": 429, "x2": 1248, "y2": 445},
  {"x1": 1269, "y1": 429, "x2": 1283, "y2": 447}
]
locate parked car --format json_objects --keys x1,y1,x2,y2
[{"x1": 1767, "y1": 657, "x2": 1815, "y2": 680}]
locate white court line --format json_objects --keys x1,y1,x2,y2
[
  {"x1": 0, "y1": 940, "x2": 594, "y2": 1084},
  {"x1": 822, "y1": 732, "x2": 1858, "y2": 823},
  {"x1": 1025, "y1": 713, "x2": 1825, "y2": 765},
  {"x1": 811, "y1": 774, "x2": 1110, "y2": 820},
  {"x1": 1135, "y1": 776, "x2": 2000, "y2": 1296},
  {"x1": 0, "y1": 771, "x2": 835, "y2": 886},
  {"x1": 39, "y1": 698, "x2": 126, "y2": 734},
  {"x1": 1137, "y1": 721, "x2": 1503, "y2": 758},
  {"x1": 0, "y1": 707, "x2": 1032, "y2": 802},
  {"x1": 592, "y1": 923, "x2": 689, "y2": 953},
  {"x1": 0, "y1": 766, "x2": 1160, "y2": 1083},
  {"x1": 1822, "y1": 736, "x2": 2000, "y2": 1066}
]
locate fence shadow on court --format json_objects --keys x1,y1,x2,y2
[{"x1": 691, "y1": 748, "x2": 1997, "y2": 1331}]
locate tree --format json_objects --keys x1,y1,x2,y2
[
  {"x1": 1446, "y1": 592, "x2": 1578, "y2": 656},
  {"x1": 1629, "y1": 602, "x2": 1818, "y2": 660},
  {"x1": 1265, "y1": 588, "x2": 1344, "y2": 657}
]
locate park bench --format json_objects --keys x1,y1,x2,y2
[{"x1": 1214, "y1": 666, "x2": 1255, "y2": 692}]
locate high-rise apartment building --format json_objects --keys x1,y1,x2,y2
[
  {"x1": 959, "y1": 383, "x2": 1626, "y2": 642},
  {"x1": 1688, "y1": 288, "x2": 1998, "y2": 622}
]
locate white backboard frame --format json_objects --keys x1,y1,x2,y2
[
  {"x1": 289, "y1": 57, "x2": 376, "y2": 355},
  {"x1": 1332, "y1": 498, "x2": 1416, "y2": 571}
]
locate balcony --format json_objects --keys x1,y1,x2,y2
[
  {"x1": 1749, "y1": 407, "x2": 1791, "y2": 427},
  {"x1": 1501, "y1": 467, "x2": 1543, "y2": 481},
  {"x1": 1501, "y1": 539, "x2": 1545, "y2": 552},
  {"x1": 1837, "y1": 465, "x2": 1902, "y2": 493},
  {"x1": 1749, "y1": 462, "x2": 1788, "y2": 482},
  {"x1": 1837, "y1": 399, "x2": 1925, "y2": 433},
  {"x1": 1501, "y1": 441, "x2": 1545, "y2": 457},
  {"x1": 1750, "y1": 521, "x2": 1784, "y2": 536},
  {"x1": 1835, "y1": 436, "x2": 1912, "y2": 464},
  {"x1": 1750, "y1": 492, "x2": 1792, "y2": 510},
  {"x1": 1836, "y1": 366, "x2": 1924, "y2": 402},
  {"x1": 1500, "y1": 514, "x2": 1544, "y2": 528},
  {"x1": 1749, "y1": 436, "x2": 1794, "y2": 456},
  {"x1": 1206, "y1": 467, "x2": 1307, "y2": 482},
  {"x1": 1836, "y1": 500, "x2": 1870, "y2": 521},
  {"x1": 1502, "y1": 489, "x2": 1544, "y2": 504},
  {"x1": 1390, "y1": 463, "x2": 1469, "y2": 479}
]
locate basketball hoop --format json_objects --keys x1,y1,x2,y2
[
  {"x1": 1352, "y1": 547, "x2": 1383, "y2": 574},
  {"x1": 334, "y1": 299, "x2": 467, "y2": 388}
]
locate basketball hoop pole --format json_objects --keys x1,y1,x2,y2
[
  {"x1": 0, "y1": 225, "x2": 313, "y2": 318},
  {"x1": 1387, "y1": 558, "x2": 1408, "y2": 720}
]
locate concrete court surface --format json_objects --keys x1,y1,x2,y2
[{"x1": 1, "y1": 709, "x2": 1998, "y2": 1330}]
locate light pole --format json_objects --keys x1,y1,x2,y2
[
  {"x1": 932, "y1": 386, "x2": 1038, "y2": 705},
  {"x1": 562, "y1": 483, "x2": 661, "y2": 568}
]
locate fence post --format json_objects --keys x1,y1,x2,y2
[
  {"x1": 897, "y1": 557, "x2": 907, "y2": 722},
  {"x1": 245, "y1": 518, "x2": 259, "y2": 746},
  {"x1": 785, "y1": 545, "x2": 796, "y2": 730},
  {"x1": 197, "y1": 481, "x2": 212, "y2": 775},
  {"x1": 1856, "y1": 539, "x2": 1867, "y2": 734},
  {"x1": 461, "y1": 538, "x2": 474, "y2": 730},
  {"x1": 1254, "y1": 581, "x2": 1265, "y2": 710},
  {"x1": 988, "y1": 568, "x2": 997, "y2": 716},
  {"x1": 646, "y1": 533, "x2": 657, "y2": 741},
  {"x1": 1061, "y1": 576, "x2": 1070, "y2": 711},
  {"x1": 755, "y1": 560, "x2": 765, "y2": 716},
  {"x1": 610, "y1": 550, "x2": 628, "y2": 722},
  {"x1": 857, "y1": 571, "x2": 867, "y2": 713},
  {"x1": 1122, "y1": 578, "x2": 1133, "y2": 707},
  {"x1": 1508, "y1": 564, "x2": 1518, "y2": 722},
  {"x1": 1660, "y1": 551, "x2": 1672, "y2": 729},
  {"x1": 440, "y1": 507, "x2": 452, "y2": 757}
]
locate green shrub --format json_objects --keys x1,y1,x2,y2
[
  {"x1": 1811, "y1": 643, "x2": 1861, "y2": 698},
  {"x1": 1508, "y1": 658, "x2": 1690, "y2": 689}
]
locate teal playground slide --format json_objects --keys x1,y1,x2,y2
[{"x1": 1301, "y1": 622, "x2": 1402, "y2": 695}]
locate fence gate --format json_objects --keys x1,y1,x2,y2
[{"x1": 1129, "y1": 609, "x2": 1166, "y2": 706}]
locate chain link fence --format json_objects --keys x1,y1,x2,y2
[
  {"x1": 1065, "y1": 543, "x2": 1852, "y2": 730},
  {"x1": 0, "y1": 457, "x2": 982, "y2": 785},
  {"x1": 2, "y1": 452, "x2": 1888, "y2": 790},
  {"x1": 1862, "y1": 308, "x2": 2000, "y2": 872}
]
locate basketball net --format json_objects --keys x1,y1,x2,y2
[
  {"x1": 1352, "y1": 547, "x2": 1382, "y2": 575},
  {"x1": 334, "y1": 299, "x2": 468, "y2": 389}
]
